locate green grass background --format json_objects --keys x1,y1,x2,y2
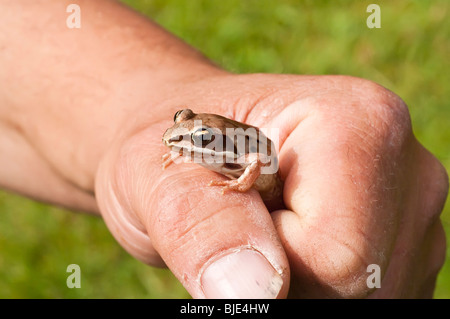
[{"x1": 0, "y1": 0, "x2": 449, "y2": 298}]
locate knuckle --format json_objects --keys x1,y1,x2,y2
[
  {"x1": 303, "y1": 219, "x2": 385, "y2": 298},
  {"x1": 435, "y1": 161, "x2": 450, "y2": 207},
  {"x1": 420, "y1": 221, "x2": 447, "y2": 296},
  {"x1": 313, "y1": 245, "x2": 378, "y2": 298},
  {"x1": 429, "y1": 222, "x2": 447, "y2": 274},
  {"x1": 421, "y1": 156, "x2": 449, "y2": 226},
  {"x1": 358, "y1": 80, "x2": 412, "y2": 144},
  {"x1": 315, "y1": 76, "x2": 413, "y2": 150}
]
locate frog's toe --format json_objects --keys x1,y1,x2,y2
[{"x1": 209, "y1": 179, "x2": 228, "y2": 187}]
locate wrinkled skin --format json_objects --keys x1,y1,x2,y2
[
  {"x1": 0, "y1": 0, "x2": 448, "y2": 298},
  {"x1": 96, "y1": 74, "x2": 449, "y2": 298}
]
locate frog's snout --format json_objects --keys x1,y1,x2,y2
[{"x1": 162, "y1": 128, "x2": 170, "y2": 145}]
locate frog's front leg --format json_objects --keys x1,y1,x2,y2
[{"x1": 209, "y1": 153, "x2": 269, "y2": 193}]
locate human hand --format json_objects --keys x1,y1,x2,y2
[
  {"x1": 1, "y1": 0, "x2": 447, "y2": 298},
  {"x1": 95, "y1": 73, "x2": 449, "y2": 298}
]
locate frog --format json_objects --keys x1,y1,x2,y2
[{"x1": 162, "y1": 109, "x2": 284, "y2": 210}]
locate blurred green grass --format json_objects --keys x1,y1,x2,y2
[{"x1": 0, "y1": 0, "x2": 449, "y2": 298}]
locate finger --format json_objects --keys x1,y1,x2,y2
[
  {"x1": 367, "y1": 145, "x2": 448, "y2": 298},
  {"x1": 271, "y1": 91, "x2": 412, "y2": 297},
  {"x1": 419, "y1": 220, "x2": 446, "y2": 298},
  {"x1": 97, "y1": 124, "x2": 290, "y2": 298},
  {"x1": 96, "y1": 137, "x2": 165, "y2": 266}
]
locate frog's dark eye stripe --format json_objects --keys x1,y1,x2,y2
[
  {"x1": 169, "y1": 134, "x2": 189, "y2": 144},
  {"x1": 192, "y1": 128, "x2": 214, "y2": 146}
]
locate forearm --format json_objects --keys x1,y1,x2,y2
[{"x1": 0, "y1": 0, "x2": 224, "y2": 211}]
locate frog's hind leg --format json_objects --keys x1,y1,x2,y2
[
  {"x1": 209, "y1": 155, "x2": 265, "y2": 193},
  {"x1": 209, "y1": 178, "x2": 252, "y2": 193}
]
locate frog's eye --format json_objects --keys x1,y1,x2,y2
[
  {"x1": 173, "y1": 109, "x2": 195, "y2": 123},
  {"x1": 192, "y1": 128, "x2": 214, "y2": 146},
  {"x1": 173, "y1": 110, "x2": 184, "y2": 122}
]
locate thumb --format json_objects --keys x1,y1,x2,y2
[{"x1": 95, "y1": 123, "x2": 290, "y2": 298}]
